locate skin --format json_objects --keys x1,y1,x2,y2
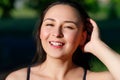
[
  {"x1": 40, "y1": 5, "x2": 86, "y2": 60},
  {"x1": 6, "y1": 4, "x2": 120, "y2": 80}
]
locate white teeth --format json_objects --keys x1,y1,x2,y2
[{"x1": 50, "y1": 42, "x2": 63, "y2": 46}]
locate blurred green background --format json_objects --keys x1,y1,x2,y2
[{"x1": 0, "y1": 0, "x2": 120, "y2": 75}]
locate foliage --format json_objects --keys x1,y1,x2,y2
[
  {"x1": 0, "y1": 0, "x2": 15, "y2": 18},
  {"x1": 78, "y1": 0, "x2": 99, "y2": 13},
  {"x1": 0, "y1": 0, "x2": 120, "y2": 19},
  {"x1": 27, "y1": 0, "x2": 99, "y2": 14}
]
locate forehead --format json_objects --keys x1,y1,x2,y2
[{"x1": 44, "y1": 4, "x2": 81, "y2": 21}]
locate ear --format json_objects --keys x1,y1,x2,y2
[{"x1": 79, "y1": 31, "x2": 87, "y2": 46}]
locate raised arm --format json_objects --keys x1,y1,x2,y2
[{"x1": 84, "y1": 19, "x2": 120, "y2": 80}]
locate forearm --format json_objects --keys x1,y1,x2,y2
[{"x1": 91, "y1": 40, "x2": 120, "y2": 80}]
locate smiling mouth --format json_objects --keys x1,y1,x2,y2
[{"x1": 49, "y1": 41, "x2": 65, "y2": 46}]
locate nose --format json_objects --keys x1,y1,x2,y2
[{"x1": 52, "y1": 27, "x2": 63, "y2": 38}]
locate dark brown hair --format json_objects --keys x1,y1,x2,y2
[{"x1": 32, "y1": 1, "x2": 93, "y2": 69}]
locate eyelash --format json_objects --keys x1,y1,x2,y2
[
  {"x1": 45, "y1": 24, "x2": 75, "y2": 30},
  {"x1": 65, "y1": 26, "x2": 75, "y2": 29},
  {"x1": 46, "y1": 24, "x2": 54, "y2": 26}
]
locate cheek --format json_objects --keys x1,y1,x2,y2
[
  {"x1": 40, "y1": 28, "x2": 50, "y2": 40},
  {"x1": 65, "y1": 31, "x2": 82, "y2": 44}
]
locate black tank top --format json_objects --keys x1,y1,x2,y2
[{"x1": 26, "y1": 66, "x2": 87, "y2": 80}]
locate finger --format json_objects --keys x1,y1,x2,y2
[
  {"x1": 89, "y1": 19, "x2": 100, "y2": 38},
  {"x1": 89, "y1": 19, "x2": 99, "y2": 31}
]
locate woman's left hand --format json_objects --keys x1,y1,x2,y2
[{"x1": 84, "y1": 19, "x2": 101, "y2": 53}]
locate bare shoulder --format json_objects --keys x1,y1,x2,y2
[
  {"x1": 87, "y1": 70, "x2": 114, "y2": 80},
  {"x1": 5, "y1": 68, "x2": 27, "y2": 80}
]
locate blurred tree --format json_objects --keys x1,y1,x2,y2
[
  {"x1": 2, "y1": 0, "x2": 118, "y2": 19},
  {"x1": 27, "y1": 0, "x2": 99, "y2": 16},
  {"x1": 78, "y1": 0, "x2": 99, "y2": 13},
  {"x1": 0, "y1": 0, "x2": 15, "y2": 18},
  {"x1": 27, "y1": 0, "x2": 56, "y2": 14},
  {"x1": 108, "y1": 0, "x2": 119, "y2": 19}
]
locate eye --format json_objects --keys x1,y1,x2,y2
[
  {"x1": 46, "y1": 24, "x2": 54, "y2": 27},
  {"x1": 65, "y1": 26, "x2": 75, "y2": 30}
]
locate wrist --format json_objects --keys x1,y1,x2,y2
[{"x1": 86, "y1": 39, "x2": 104, "y2": 54}]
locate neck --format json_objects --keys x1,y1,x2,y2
[{"x1": 39, "y1": 56, "x2": 76, "y2": 79}]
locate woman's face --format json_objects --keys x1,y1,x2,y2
[{"x1": 40, "y1": 4, "x2": 87, "y2": 59}]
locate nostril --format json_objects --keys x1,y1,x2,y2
[
  {"x1": 52, "y1": 30, "x2": 63, "y2": 37},
  {"x1": 52, "y1": 33, "x2": 63, "y2": 38},
  {"x1": 52, "y1": 27, "x2": 63, "y2": 37}
]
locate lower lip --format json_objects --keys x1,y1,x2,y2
[{"x1": 51, "y1": 45, "x2": 63, "y2": 48}]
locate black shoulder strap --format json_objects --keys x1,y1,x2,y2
[
  {"x1": 26, "y1": 66, "x2": 31, "y2": 80},
  {"x1": 83, "y1": 69, "x2": 87, "y2": 80}
]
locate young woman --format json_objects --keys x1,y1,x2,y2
[{"x1": 6, "y1": 1, "x2": 120, "y2": 80}]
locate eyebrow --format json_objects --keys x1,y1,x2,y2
[
  {"x1": 43, "y1": 18, "x2": 78, "y2": 26},
  {"x1": 43, "y1": 18, "x2": 55, "y2": 22},
  {"x1": 64, "y1": 21, "x2": 78, "y2": 26}
]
